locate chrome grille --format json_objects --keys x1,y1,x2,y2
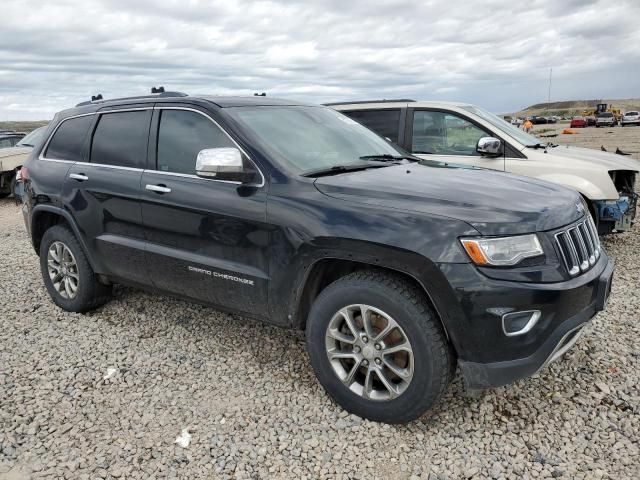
[{"x1": 555, "y1": 216, "x2": 601, "y2": 276}]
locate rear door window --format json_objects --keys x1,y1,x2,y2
[
  {"x1": 91, "y1": 110, "x2": 151, "y2": 168},
  {"x1": 44, "y1": 115, "x2": 93, "y2": 161},
  {"x1": 156, "y1": 109, "x2": 235, "y2": 175},
  {"x1": 342, "y1": 109, "x2": 401, "y2": 143}
]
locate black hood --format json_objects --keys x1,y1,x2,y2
[{"x1": 314, "y1": 163, "x2": 584, "y2": 235}]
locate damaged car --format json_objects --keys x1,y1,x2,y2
[
  {"x1": 0, "y1": 126, "x2": 47, "y2": 199},
  {"x1": 331, "y1": 100, "x2": 638, "y2": 234}
]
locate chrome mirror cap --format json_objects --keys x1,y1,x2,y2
[
  {"x1": 196, "y1": 148, "x2": 243, "y2": 178},
  {"x1": 476, "y1": 137, "x2": 502, "y2": 156}
]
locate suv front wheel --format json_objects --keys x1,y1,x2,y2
[
  {"x1": 306, "y1": 271, "x2": 453, "y2": 423},
  {"x1": 40, "y1": 225, "x2": 112, "y2": 312}
]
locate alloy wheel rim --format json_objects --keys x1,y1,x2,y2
[
  {"x1": 325, "y1": 304, "x2": 414, "y2": 401},
  {"x1": 47, "y1": 241, "x2": 79, "y2": 299}
]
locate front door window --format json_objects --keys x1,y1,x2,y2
[{"x1": 411, "y1": 111, "x2": 488, "y2": 156}]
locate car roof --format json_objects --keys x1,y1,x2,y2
[
  {"x1": 55, "y1": 94, "x2": 313, "y2": 120},
  {"x1": 330, "y1": 100, "x2": 475, "y2": 110}
]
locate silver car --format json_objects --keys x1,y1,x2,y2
[
  {"x1": 621, "y1": 111, "x2": 640, "y2": 127},
  {"x1": 595, "y1": 112, "x2": 617, "y2": 127}
]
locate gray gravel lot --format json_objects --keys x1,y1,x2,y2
[{"x1": 1, "y1": 131, "x2": 639, "y2": 479}]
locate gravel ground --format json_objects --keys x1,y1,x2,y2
[{"x1": 1, "y1": 131, "x2": 639, "y2": 479}]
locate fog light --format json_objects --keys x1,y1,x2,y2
[{"x1": 502, "y1": 310, "x2": 541, "y2": 337}]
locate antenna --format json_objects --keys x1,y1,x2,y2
[
  {"x1": 547, "y1": 68, "x2": 552, "y2": 106},
  {"x1": 254, "y1": 92, "x2": 266, "y2": 96},
  {"x1": 91, "y1": 94, "x2": 103, "y2": 102},
  {"x1": 151, "y1": 86, "x2": 165, "y2": 94}
]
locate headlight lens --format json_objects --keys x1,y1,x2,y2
[{"x1": 461, "y1": 234, "x2": 543, "y2": 266}]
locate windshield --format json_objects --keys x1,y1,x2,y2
[
  {"x1": 225, "y1": 106, "x2": 404, "y2": 174},
  {"x1": 598, "y1": 113, "x2": 613, "y2": 118},
  {"x1": 461, "y1": 105, "x2": 541, "y2": 147},
  {"x1": 16, "y1": 126, "x2": 47, "y2": 147},
  {"x1": 625, "y1": 111, "x2": 639, "y2": 116}
]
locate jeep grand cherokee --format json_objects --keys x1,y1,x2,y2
[{"x1": 21, "y1": 91, "x2": 613, "y2": 423}]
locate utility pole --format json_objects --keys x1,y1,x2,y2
[{"x1": 547, "y1": 68, "x2": 553, "y2": 106}]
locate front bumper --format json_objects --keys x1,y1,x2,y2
[
  {"x1": 595, "y1": 195, "x2": 637, "y2": 231},
  {"x1": 438, "y1": 255, "x2": 613, "y2": 389}
]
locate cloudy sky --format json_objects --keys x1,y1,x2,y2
[{"x1": 2, "y1": 0, "x2": 639, "y2": 120}]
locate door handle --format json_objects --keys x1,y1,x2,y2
[
  {"x1": 145, "y1": 184, "x2": 172, "y2": 194},
  {"x1": 69, "y1": 173, "x2": 88, "y2": 181}
]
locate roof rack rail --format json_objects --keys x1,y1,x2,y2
[
  {"x1": 75, "y1": 89, "x2": 188, "y2": 107},
  {"x1": 75, "y1": 94, "x2": 104, "y2": 107},
  {"x1": 323, "y1": 99, "x2": 416, "y2": 106}
]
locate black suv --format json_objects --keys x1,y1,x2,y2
[{"x1": 22, "y1": 92, "x2": 613, "y2": 423}]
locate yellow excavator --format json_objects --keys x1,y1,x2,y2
[{"x1": 582, "y1": 103, "x2": 622, "y2": 121}]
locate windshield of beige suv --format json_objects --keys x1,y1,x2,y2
[
  {"x1": 226, "y1": 106, "x2": 405, "y2": 174},
  {"x1": 462, "y1": 105, "x2": 541, "y2": 147}
]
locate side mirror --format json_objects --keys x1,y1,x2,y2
[
  {"x1": 196, "y1": 148, "x2": 253, "y2": 183},
  {"x1": 476, "y1": 137, "x2": 502, "y2": 157}
]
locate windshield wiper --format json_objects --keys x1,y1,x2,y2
[
  {"x1": 302, "y1": 163, "x2": 388, "y2": 178},
  {"x1": 527, "y1": 142, "x2": 558, "y2": 150},
  {"x1": 359, "y1": 154, "x2": 418, "y2": 162}
]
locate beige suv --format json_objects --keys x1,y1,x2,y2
[{"x1": 331, "y1": 100, "x2": 639, "y2": 234}]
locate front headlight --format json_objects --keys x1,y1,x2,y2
[{"x1": 460, "y1": 234, "x2": 543, "y2": 266}]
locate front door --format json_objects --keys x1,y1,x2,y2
[
  {"x1": 407, "y1": 109, "x2": 505, "y2": 171},
  {"x1": 63, "y1": 108, "x2": 152, "y2": 284},
  {"x1": 141, "y1": 106, "x2": 270, "y2": 317}
]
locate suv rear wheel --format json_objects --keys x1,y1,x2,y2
[
  {"x1": 40, "y1": 225, "x2": 112, "y2": 312},
  {"x1": 306, "y1": 270, "x2": 452, "y2": 423}
]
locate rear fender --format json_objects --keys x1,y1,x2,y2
[{"x1": 31, "y1": 205, "x2": 101, "y2": 272}]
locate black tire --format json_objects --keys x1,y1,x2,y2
[
  {"x1": 306, "y1": 270, "x2": 453, "y2": 423},
  {"x1": 40, "y1": 225, "x2": 112, "y2": 312}
]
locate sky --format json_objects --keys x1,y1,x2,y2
[{"x1": 1, "y1": 0, "x2": 639, "y2": 120}]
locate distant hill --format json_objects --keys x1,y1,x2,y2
[
  {"x1": 508, "y1": 98, "x2": 640, "y2": 117},
  {"x1": 0, "y1": 120, "x2": 49, "y2": 133}
]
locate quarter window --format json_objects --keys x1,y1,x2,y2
[
  {"x1": 343, "y1": 109, "x2": 401, "y2": 143},
  {"x1": 156, "y1": 109, "x2": 236, "y2": 175},
  {"x1": 91, "y1": 110, "x2": 151, "y2": 168},
  {"x1": 412, "y1": 111, "x2": 488, "y2": 156},
  {"x1": 45, "y1": 116, "x2": 93, "y2": 161}
]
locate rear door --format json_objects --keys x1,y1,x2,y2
[
  {"x1": 406, "y1": 109, "x2": 505, "y2": 171},
  {"x1": 141, "y1": 106, "x2": 270, "y2": 317},
  {"x1": 63, "y1": 107, "x2": 152, "y2": 284},
  {"x1": 341, "y1": 109, "x2": 404, "y2": 145}
]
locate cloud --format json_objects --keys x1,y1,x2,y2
[{"x1": 1, "y1": 0, "x2": 638, "y2": 119}]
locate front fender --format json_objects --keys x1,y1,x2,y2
[
  {"x1": 534, "y1": 173, "x2": 618, "y2": 201},
  {"x1": 271, "y1": 238, "x2": 468, "y2": 353}
]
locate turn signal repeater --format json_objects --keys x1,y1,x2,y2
[{"x1": 460, "y1": 239, "x2": 488, "y2": 265}]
